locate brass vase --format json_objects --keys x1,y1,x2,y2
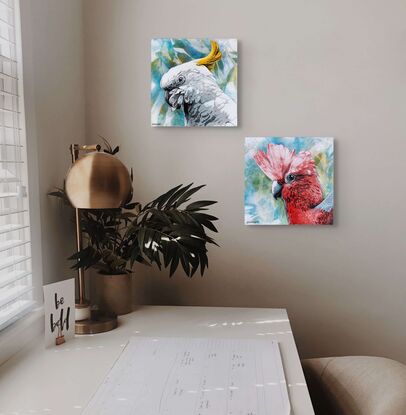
[{"x1": 94, "y1": 273, "x2": 134, "y2": 316}]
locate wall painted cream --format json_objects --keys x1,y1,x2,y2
[
  {"x1": 20, "y1": 0, "x2": 85, "y2": 286},
  {"x1": 84, "y1": 0, "x2": 406, "y2": 362},
  {"x1": 14, "y1": 0, "x2": 405, "y2": 365},
  {"x1": 81, "y1": 0, "x2": 406, "y2": 362}
]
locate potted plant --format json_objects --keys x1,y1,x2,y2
[{"x1": 49, "y1": 144, "x2": 218, "y2": 315}]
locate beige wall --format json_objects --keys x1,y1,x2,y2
[
  {"x1": 20, "y1": 0, "x2": 85, "y2": 286},
  {"x1": 13, "y1": 0, "x2": 406, "y2": 368},
  {"x1": 83, "y1": 0, "x2": 404, "y2": 362}
]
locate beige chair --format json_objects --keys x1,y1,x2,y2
[{"x1": 302, "y1": 356, "x2": 406, "y2": 415}]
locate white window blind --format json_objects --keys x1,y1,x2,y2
[{"x1": 0, "y1": 0, "x2": 34, "y2": 331}]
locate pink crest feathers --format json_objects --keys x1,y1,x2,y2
[
  {"x1": 253, "y1": 143, "x2": 316, "y2": 181},
  {"x1": 289, "y1": 150, "x2": 316, "y2": 176}
]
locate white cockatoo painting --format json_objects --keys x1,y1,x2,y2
[{"x1": 151, "y1": 39, "x2": 237, "y2": 127}]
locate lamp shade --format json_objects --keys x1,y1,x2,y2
[{"x1": 65, "y1": 152, "x2": 132, "y2": 209}]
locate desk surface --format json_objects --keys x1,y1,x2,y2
[{"x1": 0, "y1": 306, "x2": 314, "y2": 415}]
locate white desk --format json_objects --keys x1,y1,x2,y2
[{"x1": 0, "y1": 306, "x2": 314, "y2": 415}]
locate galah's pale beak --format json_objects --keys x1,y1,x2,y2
[{"x1": 272, "y1": 181, "x2": 282, "y2": 199}]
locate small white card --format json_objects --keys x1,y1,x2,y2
[{"x1": 43, "y1": 278, "x2": 75, "y2": 347}]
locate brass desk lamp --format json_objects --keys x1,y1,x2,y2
[{"x1": 66, "y1": 144, "x2": 132, "y2": 334}]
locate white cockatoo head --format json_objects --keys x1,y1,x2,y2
[{"x1": 160, "y1": 41, "x2": 222, "y2": 109}]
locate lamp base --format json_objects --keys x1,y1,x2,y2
[
  {"x1": 75, "y1": 310, "x2": 118, "y2": 335},
  {"x1": 75, "y1": 302, "x2": 91, "y2": 321}
]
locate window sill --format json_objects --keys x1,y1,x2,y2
[{"x1": 0, "y1": 306, "x2": 44, "y2": 366}]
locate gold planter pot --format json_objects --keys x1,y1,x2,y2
[{"x1": 94, "y1": 272, "x2": 134, "y2": 316}]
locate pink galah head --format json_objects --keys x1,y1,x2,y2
[{"x1": 254, "y1": 143, "x2": 316, "y2": 182}]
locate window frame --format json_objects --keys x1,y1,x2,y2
[{"x1": 0, "y1": 0, "x2": 44, "y2": 365}]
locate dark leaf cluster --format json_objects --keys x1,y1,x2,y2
[{"x1": 49, "y1": 183, "x2": 218, "y2": 277}]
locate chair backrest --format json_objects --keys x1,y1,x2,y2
[{"x1": 302, "y1": 356, "x2": 406, "y2": 415}]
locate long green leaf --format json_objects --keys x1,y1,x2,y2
[
  {"x1": 169, "y1": 252, "x2": 180, "y2": 277},
  {"x1": 186, "y1": 200, "x2": 217, "y2": 211},
  {"x1": 175, "y1": 185, "x2": 206, "y2": 207},
  {"x1": 179, "y1": 252, "x2": 190, "y2": 276},
  {"x1": 165, "y1": 184, "x2": 193, "y2": 208}
]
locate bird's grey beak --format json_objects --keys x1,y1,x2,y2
[
  {"x1": 272, "y1": 181, "x2": 282, "y2": 199},
  {"x1": 163, "y1": 89, "x2": 182, "y2": 109},
  {"x1": 164, "y1": 90, "x2": 170, "y2": 105}
]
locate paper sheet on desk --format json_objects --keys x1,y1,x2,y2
[{"x1": 83, "y1": 337, "x2": 291, "y2": 415}]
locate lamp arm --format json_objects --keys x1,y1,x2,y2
[
  {"x1": 70, "y1": 143, "x2": 101, "y2": 163},
  {"x1": 69, "y1": 143, "x2": 101, "y2": 306}
]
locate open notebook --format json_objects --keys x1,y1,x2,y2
[{"x1": 83, "y1": 337, "x2": 291, "y2": 415}]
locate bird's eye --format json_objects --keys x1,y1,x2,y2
[
  {"x1": 285, "y1": 174, "x2": 295, "y2": 183},
  {"x1": 177, "y1": 75, "x2": 185, "y2": 84}
]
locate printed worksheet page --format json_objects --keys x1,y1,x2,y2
[{"x1": 83, "y1": 337, "x2": 291, "y2": 415}]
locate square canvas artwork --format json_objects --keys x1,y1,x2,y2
[
  {"x1": 151, "y1": 38, "x2": 237, "y2": 127},
  {"x1": 245, "y1": 137, "x2": 334, "y2": 225}
]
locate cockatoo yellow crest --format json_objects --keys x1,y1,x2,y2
[{"x1": 197, "y1": 41, "x2": 222, "y2": 71}]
